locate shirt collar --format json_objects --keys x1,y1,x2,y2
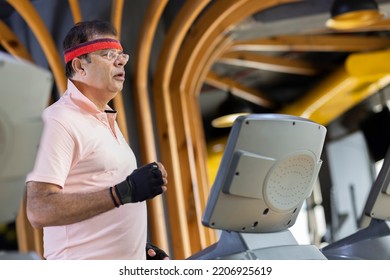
[{"x1": 66, "y1": 79, "x2": 117, "y2": 118}]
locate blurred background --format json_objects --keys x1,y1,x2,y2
[{"x1": 1, "y1": 0, "x2": 390, "y2": 259}]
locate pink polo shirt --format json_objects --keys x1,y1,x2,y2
[{"x1": 26, "y1": 80, "x2": 147, "y2": 259}]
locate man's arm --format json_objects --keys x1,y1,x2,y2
[
  {"x1": 26, "y1": 161, "x2": 168, "y2": 228},
  {"x1": 26, "y1": 181, "x2": 116, "y2": 228}
]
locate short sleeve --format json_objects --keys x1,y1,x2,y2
[{"x1": 26, "y1": 114, "x2": 76, "y2": 188}]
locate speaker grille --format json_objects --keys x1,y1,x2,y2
[{"x1": 264, "y1": 152, "x2": 315, "y2": 212}]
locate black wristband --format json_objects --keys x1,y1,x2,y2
[{"x1": 109, "y1": 187, "x2": 120, "y2": 208}]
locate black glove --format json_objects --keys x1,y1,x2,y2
[
  {"x1": 114, "y1": 162, "x2": 164, "y2": 204},
  {"x1": 146, "y1": 242, "x2": 169, "y2": 260}
]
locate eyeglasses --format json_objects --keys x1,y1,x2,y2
[{"x1": 94, "y1": 49, "x2": 129, "y2": 63}]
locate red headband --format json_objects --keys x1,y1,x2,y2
[{"x1": 64, "y1": 38, "x2": 123, "y2": 63}]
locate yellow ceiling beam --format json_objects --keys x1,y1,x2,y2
[
  {"x1": 346, "y1": 50, "x2": 390, "y2": 77},
  {"x1": 280, "y1": 65, "x2": 390, "y2": 125},
  {"x1": 280, "y1": 50, "x2": 390, "y2": 125}
]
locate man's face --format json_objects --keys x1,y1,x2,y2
[{"x1": 80, "y1": 35, "x2": 128, "y2": 101}]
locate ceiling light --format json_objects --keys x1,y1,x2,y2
[
  {"x1": 211, "y1": 91, "x2": 253, "y2": 128},
  {"x1": 326, "y1": 0, "x2": 384, "y2": 30}
]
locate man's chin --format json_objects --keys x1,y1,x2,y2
[{"x1": 112, "y1": 84, "x2": 124, "y2": 93}]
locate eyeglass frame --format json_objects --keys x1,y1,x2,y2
[{"x1": 89, "y1": 49, "x2": 130, "y2": 63}]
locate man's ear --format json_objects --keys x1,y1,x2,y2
[{"x1": 72, "y1": 58, "x2": 85, "y2": 75}]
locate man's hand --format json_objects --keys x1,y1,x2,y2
[
  {"x1": 146, "y1": 242, "x2": 170, "y2": 260},
  {"x1": 114, "y1": 162, "x2": 168, "y2": 204}
]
